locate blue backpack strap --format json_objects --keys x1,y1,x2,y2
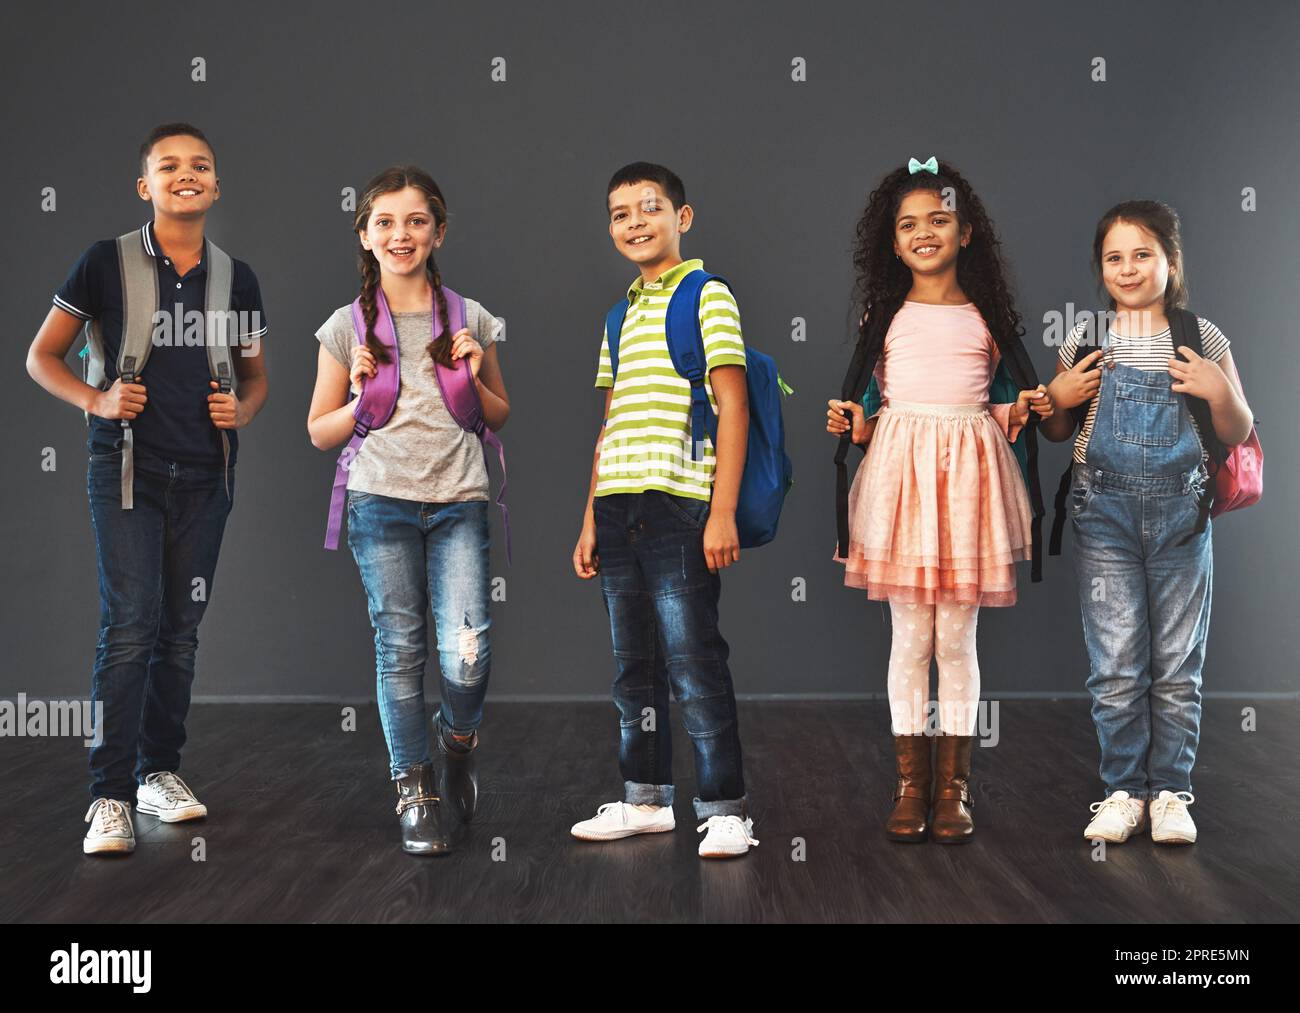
[
  {"x1": 605, "y1": 298, "x2": 630, "y2": 379},
  {"x1": 665, "y1": 270, "x2": 729, "y2": 461},
  {"x1": 860, "y1": 375, "x2": 883, "y2": 420},
  {"x1": 988, "y1": 359, "x2": 1030, "y2": 484}
]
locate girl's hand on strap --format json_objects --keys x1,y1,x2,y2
[
  {"x1": 1050, "y1": 349, "x2": 1103, "y2": 409},
  {"x1": 1014, "y1": 384, "x2": 1054, "y2": 423},
  {"x1": 826, "y1": 398, "x2": 875, "y2": 445},
  {"x1": 349, "y1": 345, "x2": 377, "y2": 395},
  {"x1": 449, "y1": 328, "x2": 483, "y2": 378},
  {"x1": 1168, "y1": 345, "x2": 1229, "y2": 402}
]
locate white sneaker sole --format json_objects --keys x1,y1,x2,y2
[
  {"x1": 570, "y1": 821, "x2": 675, "y2": 841},
  {"x1": 1151, "y1": 829, "x2": 1196, "y2": 845},
  {"x1": 136, "y1": 801, "x2": 208, "y2": 823},
  {"x1": 699, "y1": 844, "x2": 751, "y2": 859},
  {"x1": 84, "y1": 836, "x2": 135, "y2": 855},
  {"x1": 1083, "y1": 823, "x2": 1146, "y2": 844}
]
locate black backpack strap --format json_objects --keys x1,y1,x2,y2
[
  {"x1": 1048, "y1": 320, "x2": 1098, "y2": 556},
  {"x1": 1170, "y1": 309, "x2": 1220, "y2": 544},
  {"x1": 1048, "y1": 463, "x2": 1075, "y2": 556},
  {"x1": 835, "y1": 308, "x2": 889, "y2": 557},
  {"x1": 991, "y1": 329, "x2": 1046, "y2": 582}
]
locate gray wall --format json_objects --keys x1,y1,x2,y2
[{"x1": 4, "y1": 0, "x2": 1297, "y2": 700}]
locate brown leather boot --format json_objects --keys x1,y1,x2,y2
[
  {"x1": 931, "y1": 734, "x2": 975, "y2": 844},
  {"x1": 885, "y1": 734, "x2": 932, "y2": 842}
]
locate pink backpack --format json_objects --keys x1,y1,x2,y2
[
  {"x1": 323, "y1": 284, "x2": 509, "y2": 560},
  {"x1": 1169, "y1": 309, "x2": 1262, "y2": 531}
]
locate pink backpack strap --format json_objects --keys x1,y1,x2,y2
[
  {"x1": 434, "y1": 288, "x2": 511, "y2": 564},
  {"x1": 323, "y1": 291, "x2": 401, "y2": 549}
]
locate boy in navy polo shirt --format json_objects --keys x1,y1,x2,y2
[{"x1": 26, "y1": 123, "x2": 268, "y2": 856}]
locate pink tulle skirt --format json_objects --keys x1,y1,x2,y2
[{"x1": 834, "y1": 400, "x2": 1032, "y2": 606}]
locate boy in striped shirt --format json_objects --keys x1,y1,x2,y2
[{"x1": 570, "y1": 163, "x2": 757, "y2": 858}]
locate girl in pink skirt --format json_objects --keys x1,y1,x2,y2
[{"x1": 826, "y1": 157, "x2": 1054, "y2": 843}]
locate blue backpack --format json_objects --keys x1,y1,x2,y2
[{"x1": 604, "y1": 269, "x2": 793, "y2": 549}]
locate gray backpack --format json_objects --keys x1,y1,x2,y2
[{"x1": 81, "y1": 228, "x2": 235, "y2": 508}]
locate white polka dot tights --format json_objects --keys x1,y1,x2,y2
[{"x1": 887, "y1": 601, "x2": 981, "y2": 735}]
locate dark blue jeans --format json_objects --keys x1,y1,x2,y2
[
  {"x1": 594, "y1": 491, "x2": 747, "y2": 819},
  {"x1": 86, "y1": 443, "x2": 234, "y2": 802}
]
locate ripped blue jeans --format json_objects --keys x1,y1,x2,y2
[{"x1": 347, "y1": 492, "x2": 492, "y2": 779}]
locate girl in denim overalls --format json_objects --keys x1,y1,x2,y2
[{"x1": 1043, "y1": 201, "x2": 1255, "y2": 846}]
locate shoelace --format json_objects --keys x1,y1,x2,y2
[
  {"x1": 86, "y1": 798, "x2": 131, "y2": 835},
  {"x1": 696, "y1": 815, "x2": 759, "y2": 846},
  {"x1": 596, "y1": 802, "x2": 629, "y2": 826},
  {"x1": 1088, "y1": 795, "x2": 1141, "y2": 828},
  {"x1": 146, "y1": 772, "x2": 197, "y2": 804},
  {"x1": 1150, "y1": 791, "x2": 1195, "y2": 822}
]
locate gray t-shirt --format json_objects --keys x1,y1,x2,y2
[{"x1": 316, "y1": 297, "x2": 499, "y2": 504}]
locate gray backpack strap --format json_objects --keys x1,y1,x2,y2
[
  {"x1": 203, "y1": 240, "x2": 235, "y2": 503},
  {"x1": 114, "y1": 229, "x2": 159, "y2": 510},
  {"x1": 81, "y1": 317, "x2": 107, "y2": 424}
]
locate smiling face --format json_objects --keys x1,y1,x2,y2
[
  {"x1": 608, "y1": 181, "x2": 691, "y2": 271},
  {"x1": 359, "y1": 186, "x2": 445, "y2": 278},
  {"x1": 138, "y1": 134, "x2": 219, "y2": 217},
  {"x1": 1100, "y1": 218, "x2": 1175, "y2": 313},
  {"x1": 892, "y1": 189, "x2": 970, "y2": 276}
]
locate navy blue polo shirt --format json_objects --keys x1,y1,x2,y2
[{"x1": 53, "y1": 221, "x2": 267, "y2": 466}]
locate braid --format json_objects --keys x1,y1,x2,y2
[
  {"x1": 357, "y1": 251, "x2": 392, "y2": 364},
  {"x1": 353, "y1": 164, "x2": 454, "y2": 367},
  {"x1": 428, "y1": 256, "x2": 454, "y2": 368}
]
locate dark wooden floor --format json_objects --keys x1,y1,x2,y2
[{"x1": 1, "y1": 700, "x2": 1296, "y2": 923}]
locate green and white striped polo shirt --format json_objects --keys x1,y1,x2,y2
[{"x1": 594, "y1": 258, "x2": 747, "y2": 501}]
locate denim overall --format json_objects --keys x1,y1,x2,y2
[{"x1": 1071, "y1": 359, "x2": 1213, "y2": 800}]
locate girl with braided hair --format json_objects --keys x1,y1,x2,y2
[
  {"x1": 825, "y1": 157, "x2": 1053, "y2": 843},
  {"x1": 308, "y1": 165, "x2": 509, "y2": 855}
]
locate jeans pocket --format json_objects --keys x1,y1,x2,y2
[
  {"x1": 1070, "y1": 479, "x2": 1094, "y2": 518},
  {"x1": 660, "y1": 492, "x2": 710, "y2": 530},
  {"x1": 1113, "y1": 381, "x2": 1179, "y2": 446}
]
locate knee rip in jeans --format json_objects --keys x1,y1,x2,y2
[{"x1": 448, "y1": 614, "x2": 490, "y2": 684}]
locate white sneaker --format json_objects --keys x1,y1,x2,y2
[
  {"x1": 136, "y1": 771, "x2": 208, "y2": 822},
  {"x1": 1150, "y1": 790, "x2": 1197, "y2": 844},
  {"x1": 571, "y1": 801, "x2": 675, "y2": 841},
  {"x1": 696, "y1": 815, "x2": 759, "y2": 858},
  {"x1": 1083, "y1": 790, "x2": 1147, "y2": 843},
  {"x1": 83, "y1": 799, "x2": 135, "y2": 855}
]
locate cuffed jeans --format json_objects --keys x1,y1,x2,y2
[{"x1": 594, "y1": 491, "x2": 747, "y2": 820}]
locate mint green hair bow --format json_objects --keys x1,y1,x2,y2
[{"x1": 908, "y1": 155, "x2": 938, "y2": 175}]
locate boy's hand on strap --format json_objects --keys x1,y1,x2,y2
[
  {"x1": 704, "y1": 510, "x2": 740, "y2": 573},
  {"x1": 207, "y1": 381, "x2": 246, "y2": 429},
  {"x1": 91, "y1": 378, "x2": 147, "y2": 421}
]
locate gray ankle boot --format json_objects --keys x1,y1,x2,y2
[
  {"x1": 438, "y1": 727, "x2": 479, "y2": 823},
  {"x1": 394, "y1": 762, "x2": 450, "y2": 855}
]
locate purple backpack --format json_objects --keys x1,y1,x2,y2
[{"x1": 323, "y1": 284, "x2": 510, "y2": 561}]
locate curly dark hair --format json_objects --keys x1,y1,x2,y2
[
  {"x1": 850, "y1": 159, "x2": 1023, "y2": 345},
  {"x1": 353, "y1": 165, "x2": 453, "y2": 368}
]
